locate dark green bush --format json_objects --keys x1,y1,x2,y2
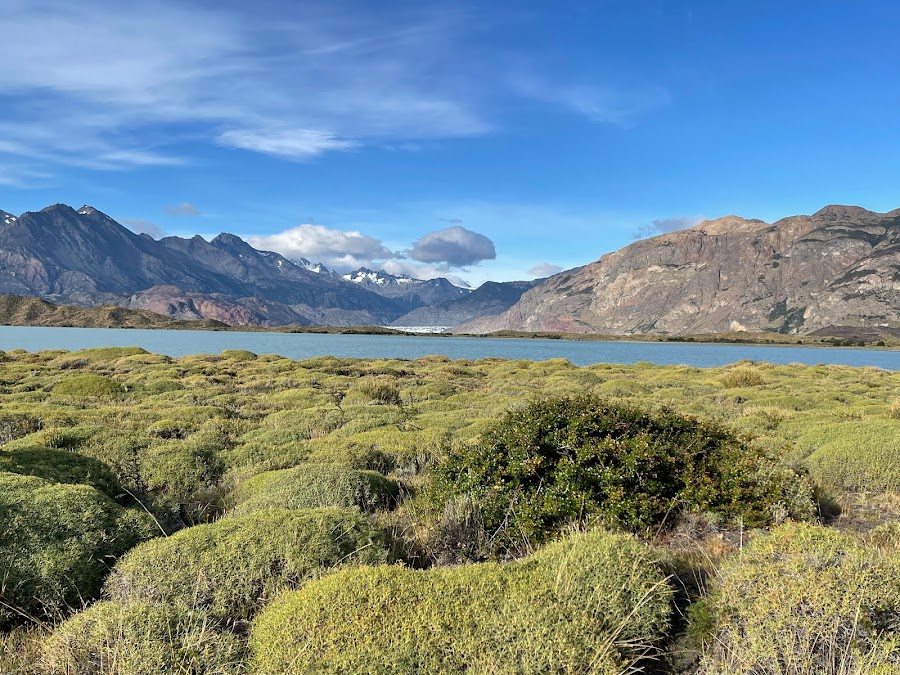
[
  {"x1": 231, "y1": 464, "x2": 400, "y2": 515},
  {"x1": 0, "y1": 446, "x2": 121, "y2": 498},
  {"x1": 429, "y1": 395, "x2": 815, "y2": 555},
  {"x1": 46, "y1": 600, "x2": 244, "y2": 675},
  {"x1": 52, "y1": 375, "x2": 125, "y2": 399},
  {"x1": 105, "y1": 507, "x2": 390, "y2": 624},
  {"x1": 696, "y1": 523, "x2": 900, "y2": 673},
  {"x1": 249, "y1": 530, "x2": 672, "y2": 674},
  {"x1": 139, "y1": 436, "x2": 225, "y2": 500},
  {"x1": 0, "y1": 472, "x2": 155, "y2": 627},
  {"x1": 0, "y1": 413, "x2": 42, "y2": 445}
]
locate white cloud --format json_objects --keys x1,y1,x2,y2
[
  {"x1": 165, "y1": 203, "x2": 200, "y2": 218},
  {"x1": 120, "y1": 218, "x2": 167, "y2": 239},
  {"x1": 527, "y1": 263, "x2": 562, "y2": 277},
  {"x1": 512, "y1": 76, "x2": 670, "y2": 127},
  {"x1": 409, "y1": 226, "x2": 496, "y2": 266},
  {"x1": 633, "y1": 215, "x2": 704, "y2": 239},
  {"x1": 248, "y1": 223, "x2": 394, "y2": 270},
  {"x1": 0, "y1": 0, "x2": 668, "y2": 182},
  {"x1": 218, "y1": 129, "x2": 359, "y2": 159}
]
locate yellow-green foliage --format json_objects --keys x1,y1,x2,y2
[
  {"x1": 720, "y1": 365, "x2": 766, "y2": 388},
  {"x1": 0, "y1": 472, "x2": 155, "y2": 627},
  {"x1": 0, "y1": 445, "x2": 121, "y2": 497},
  {"x1": 249, "y1": 530, "x2": 672, "y2": 674},
  {"x1": 105, "y1": 507, "x2": 390, "y2": 623},
  {"x1": 45, "y1": 600, "x2": 244, "y2": 675},
  {"x1": 697, "y1": 523, "x2": 900, "y2": 674},
  {"x1": 797, "y1": 422, "x2": 900, "y2": 493},
  {"x1": 231, "y1": 464, "x2": 400, "y2": 515},
  {"x1": 52, "y1": 374, "x2": 125, "y2": 398}
]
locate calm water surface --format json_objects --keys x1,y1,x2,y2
[{"x1": 0, "y1": 326, "x2": 897, "y2": 369}]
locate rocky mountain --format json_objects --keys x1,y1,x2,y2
[
  {"x1": 0, "y1": 204, "x2": 405, "y2": 326},
  {"x1": 455, "y1": 205, "x2": 900, "y2": 335},
  {"x1": 392, "y1": 280, "x2": 541, "y2": 328},
  {"x1": 343, "y1": 268, "x2": 469, "y2": 311}
]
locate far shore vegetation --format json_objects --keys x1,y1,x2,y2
[{"x1": 2, "y1": 294, "x2": 898, "y2": 348}]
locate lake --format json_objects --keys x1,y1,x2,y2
[{"x1": 0, "y1": 325, "x2": 898, "y2": 369}]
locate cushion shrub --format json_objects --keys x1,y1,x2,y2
[
  {"x1": 105, "y1": 507, "x2": 390, "y2": 624},
  {"x1": 248, "y1": 529, "x2": 672, "y2": 674},
  {"x1": 0, "y1": 472, "x2": 155, "y2": 627},
  {"x1": 52, "y1": 375, "x2": 125, "y2": 399},
  {"x1": 230, "y1": 464, "x2": 400, "y2": 515},
  {"x1": 0, "y1": 446, "x2": 121, "y2": 498},
  {"x1": 696, "y1": 523, "x2": 900, "y2": 674},
  {"x1": 428, "y1": 395, "x2": 815, "y2": 555},
  {"x1": 45, "y1": 600, "x2": 244, "y2": 675}
]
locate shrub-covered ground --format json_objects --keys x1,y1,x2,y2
[{"x1": 0, "y1": 347, "x2": 898, "y2": 673}]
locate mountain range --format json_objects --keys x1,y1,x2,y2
[
  {"x1": 3, "y1": 203, "x2": 898, "y2": 335},
  {"x1": 456, "y1": 205, "x2": 900, "y2": 335},
  {"x1": 0, "y1": 204, "x2": 532, "y2": 327}
]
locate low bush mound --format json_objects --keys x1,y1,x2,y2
[
  {"x1": 720, "y1": 365, "x2": 766, "y2": 388},
  {"x1": 105, "y1": 507, "x2": 390, "y2": 624},
  {"x1": 249, "y1": 530, "x2": 672, "y2": 674},
  {"x1": 0, "y1": 472, "x2": 155, "y2": 627},
  {"x1": 231, "y1": 464, "x2": 400, "y2": 515},
  {"x1": 429, "y1": 395, "x2": 815, "y2": 555},
  {"x1": 801, "y1": 422, "x2": 900, "y2": 493},
  {"x1": 696, "y1": 523, "x2": 900, "y2": 674},
  {"x1": 0, "y1": 446, "x2": 121, "y2": 498},
  {"x1": 45, "y1": 600, "x2": 244, "y2": 675},
  {"x1": 52, "y1": 374, "x2": 125, "y2": 399}
]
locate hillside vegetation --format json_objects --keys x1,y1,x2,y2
[
  {"x1": 1, "y1": 347, "x2": 898, "y2": 673},
  {"x1": 0, "y1": 295, "x2": 228, "y2": 329}
]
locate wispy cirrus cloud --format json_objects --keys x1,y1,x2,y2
[
  {"x1": 633, "y1": 215, "x2": 705, "y2": 239},
  {"x1": 0, "y1": 0, "x2": 669, "y2": 185}
]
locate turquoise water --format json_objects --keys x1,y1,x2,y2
[{"x1": 0, "y1": 326, "x2": 897, "y2": 369}]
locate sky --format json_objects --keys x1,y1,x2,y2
[{"x1": 1, "y1": 0, "x2": 899, "y2": 287}]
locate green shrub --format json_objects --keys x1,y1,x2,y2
[
  {"x1": 231, "y1": 464, "x2": 400, "y2": 515},
  {"x1": 139, "y1": 437, "x2": 225, "y2": 500},
  {"x1": 801, "y1": 422, "x2": 900, "y2": 493},
  {"x1": 0, "y1": 446, "x2": 121, "y2": 498},
  {"x1": 720, "y1": 366, "x2": 766, "y2": 388},
  {"x1": 52, "y1": 375, "x2": 125, "y2": 399},
  {"x1": 221, "y1": 350, "x2": 257, "y2": 361},
  {"x1": 0, "y1": 472, "x2": 155, "y2": 626},
  {"x1": 105, "y1": 507, "x2": 390, "y2": 624},
  {"x1": 697, "y1": 523, "x2": 900, "y2": 674},
  {"x1": 45, "y1": 600, "x2": 244, "y2": 675},
  {"x1": 249, "y1": 530, "x2": 672, "y2": 674},
  {"x1": 0, "y1": 413, "x2": 43, "y2": 445},
  {"x1": 352, "y1": 378, "x2": 403, "y2": 406},
  {"x1": 429, "y1": 395, "x2": 815, "y2": 555}
]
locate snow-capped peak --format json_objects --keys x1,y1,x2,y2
[
  {"x1": 343, "y1": 267, "x2": 422, "y2": 286},
  {"x1": 291, "y1": 257, "x2": 332, "y2": 275},
  {"x1": 1, "y1": 210, "x2": 16, "y2": 225}
]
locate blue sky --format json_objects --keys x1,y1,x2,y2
[{"x1": 1, "y1": 0, "x2": 898, "y2": 286}]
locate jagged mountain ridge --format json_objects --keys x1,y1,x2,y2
[
  {"x1": 391, "y1": 280, "x2": 542, "y2": 328},
  {"x1": 0, "y1": 204, "x2": 473, "y2": 326},
  {"x1": 343, "y1": 267, "x2": 470, "y2": 311},
  {"x1": 455, "y1": 205, "x2": 900, "y2": 335}
]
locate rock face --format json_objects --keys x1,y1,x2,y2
[
  {"x1": 0, "y1": 205, "x2": 403, "y2": 326},
  {"x1": 455, "y1": 205, "x2": 900, "y2": 335},
  {"x1": 392, "y1": 280, "x2": 541, "y2": 328}
]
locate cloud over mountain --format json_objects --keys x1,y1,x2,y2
[
  {"x1": 248, "y1": 224, "x2": 394, "y2": 271},
  {"x1": 409, "y1": 226, "x2": 496, "y2": 266},
  {"x1": 633, "y1": 215, "x2": 704, "y2": 239},
  {"x1": 527, "y1": 263, "x2": 562, "y2": 277}
]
